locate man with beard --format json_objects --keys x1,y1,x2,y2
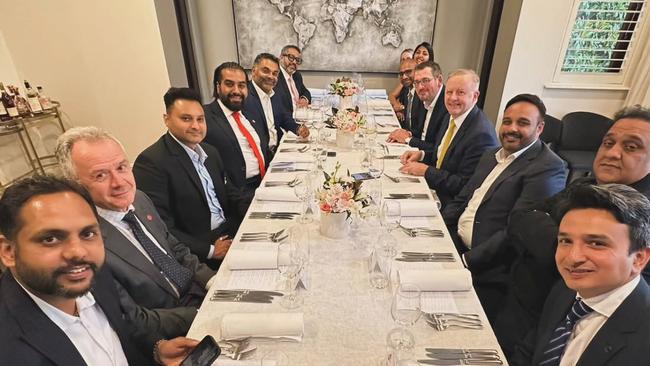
[
  {"x1": 273, "y1": 45, "x2": 311, "y2": 114},
  {"x1": 388, "y1": 57, "x2": 419, "y2": 128},
  {"x1": 243, "y1": 53, "x2": 309, "y2": 155},
  {"x1": 441, "y1": 94, "x2": 567, "y2": 322},
  {"x1": 0, "y1": 176, "x2": 199, "y2": 365},
  {"x1": 494, "y1": 105, "x2": 650, "y2": 358},
  {"x1": 204, "y1": 62, "x2": 270, "y2": 192}
]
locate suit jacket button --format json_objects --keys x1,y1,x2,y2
[{"x1": 604, "y1": 345, "x2": 612, "y2": 353}]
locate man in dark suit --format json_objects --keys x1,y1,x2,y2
[
  {"x1": 494, "y1": 105, "x2": 650, "y2": 357},
  {"x1": 387, "y1": 61, "x2": 448, "y2": 151},
  {"x1": 243, "y1": 52, "x2": 309, "y2": 153},
  {"x1": 134, "y1": 87, "x2": 249, "y2": 270},
  {"x1": 400, "y1": 69, "x2": 499, "y2": 207},
  {"x1": 0, "y1": 176, "x2": 198, "y2": 365},
  {"x1": 55, "y1": 127, "x2": 217, "y2": 338},
  {"x1": 388, "y1": 57, "x2": 417, "y2": 127},
  {"x1": 511, "y1": 184, "x2": 650, "y2": 366},
  {"x1": 442, "y1": 94, "x2": 568, "y2": 321},
  {"x1": 204, "y1": 62, "x2": 270, "y2": 192},
  {"x1": 273, "y1": 44, "x2": 311, "y2": 115}
]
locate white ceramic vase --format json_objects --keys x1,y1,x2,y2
[
  {"x1": 339, "y1": 95, "x2": 353, "y2": 110},
  {"x1": 319, "y1": 211, "x2": 350, "y2": 239}
]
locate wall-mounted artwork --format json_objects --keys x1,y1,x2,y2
[{"x1": 232, "y1": 0, "x2": 437, "y2": 73}]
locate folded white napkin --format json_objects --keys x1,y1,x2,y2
[
  {"x1": 272, "y1": 155, "x2": 314, "y2": 163},
  {"x1": 226, "y1": 249, "x2": 277, "y2": 270},
  {"x1": 398, "y1": 268, "x2": 472, "y2": 292},
  {"x1": 384, "y1": 143, "x2": 418, "y2": 156},
  {"x1": 221, "y1": 312, "x2": 304, "y2": 340},
  {"x1": 397, "y1": 199, "x2": 437, "y2": 217},
  {"x1": 255, "y1": 187, "x2": 301, "y2": 202}
]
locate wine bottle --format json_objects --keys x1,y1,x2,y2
[
  {"x1": 24, "y1": 80, "x2": 43, "y2": 114},
  {"x1": 0, "y1": 83, "x2": 19, "y2": 118},
  {"x1": 10, "y1": 85, "x2": 32, "y2": 117},
  {"x1": 37, "y1": 86, "x2": 55, "y2": 110}
]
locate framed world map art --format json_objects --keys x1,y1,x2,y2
[{"x1": 232, "y1": 0, "x2": 438, "y2": 73}]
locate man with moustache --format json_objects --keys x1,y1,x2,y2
[
  {"x1": 204, "y1": 62, "x2": 270, "y2": 193},
  {"x1": 243, "y1": 52, "x2": 309, "y2": 155},
  {"x1": 273, "y1": 45, "x2": 311, "y2": 114},
  {"x1": 399, "y1": 69, "x2": 498, "y2": 207},
  {"x1": 388, "y1": 57, "x2": 419, "y2": 128},
  {"x1": 56, "y1": 127, "x2": 217, "y2": 338},
  {"x1": 511, "y1": 184, "x2": 650, "y2": 366},
  {"x1": 0, "y1": 176, "x2": 200, "y2": 365},
  {"x1": 134, "y1": 87, "x2": 249, "y2": 270},
  {"x1": 441, "y1": 94, "x2": 567, "y2": 322},
  {"x1": 387, "y1": 60, "x2": 448, "y2": 151},
  {"x1": 494, "y1": 105, "x2": 650, "y2": 357}
]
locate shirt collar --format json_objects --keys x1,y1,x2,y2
[
  {"x1": 97, "y1": 204, "x2": 136, "y2": 223},
  {"x1": 495, "y1": 139, "x2": 537, "y2": 163},
  {"x1": 424, "y1": 86, "x2": 442, "y2": 111},
  {"x1": 252, "y1": 80, "x2": 274, "y2": 99},
  {"x1": 580, "y1": 275, "x2": 640, "y2": 318},
  {"x1": 280, "y1": 66, "x2": 292, "y2": 81},
  {"x1": 168, "y1": 132, "x2": 207, "y2": 163},
  {"x1": 449, "y1": 106, "x2": 473, "y2": 130},
  {"x1": 18, "y1": 279, "x2": 97, "y2": 330}
]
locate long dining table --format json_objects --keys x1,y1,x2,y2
[{"x1": 187, "y1": 94, "x2": 507, "y2": 365}]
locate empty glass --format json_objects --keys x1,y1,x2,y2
[
  {"x1": 277, "y1": 241, "x2": 304, "y2": 309},
  {"x1": 387, "y1": 283, "x2": 422, "y2": 352},
  {"x1": 369, "y1": 145, "x2": 385, "y2": 179},
  {"x1": 380, "y1": 200, "x2": 401, "y2": 233},
  {"x1": 369, "y1": 248, "x2": 392, "y2": 289},
  {"x1": 293, "y1": 173, "x2": 313, "y2": 224}
]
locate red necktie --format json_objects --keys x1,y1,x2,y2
[{"x1": 232, "y1": 111, "x2": 266, "y2": 177}]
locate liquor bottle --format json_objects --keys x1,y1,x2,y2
[
  {"x1": 24, "y1": 80, "x2": 43, "y2": 114},
  {"x1": 37, "y1": 86, "x2": 55, "y2": 110},
  {"x1": 10, "y1": 85, "x2": 32, "y2": 117},
  {"x1": 0, "y1": 83, "x2": 19, "y2": 119}
]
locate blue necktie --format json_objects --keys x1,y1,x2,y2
[
  {"x1": 122, "y1": 211, "x2": 193, "y2": 294},
  {"x1": 539, "y1": 298, "x2": 594, "y2": 366}
]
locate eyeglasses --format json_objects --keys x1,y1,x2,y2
[
  {"x1": 413, "y1": 78, "x2": 433, "y2": 87},
  {"x1": 283, "y1": 54, "x2": 303, "y2": 65},
  {"x1": 398, "y1": 69, "x2": 414, "y2": 77}
]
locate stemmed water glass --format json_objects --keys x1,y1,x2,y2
[
  {"x1": 387, "y1": 283, "x2": 422, "y2": 353},
  {"x1": 380, "y1": 200, "x2": 401, "y2": 256},
  {"x1": 277, "y1": 241, "x2": 304, "y2": 309},
  {"x1": 369, "y1": 145, "x2": 385, "y2": 179},
  {"x1": 294, "y1": 173, "x2": 313, "y2": 223}
]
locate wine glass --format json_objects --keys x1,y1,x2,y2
[
  {"x1": 293, "y1": 173, "x2": 313, "y2": 224},
  {"x1": 387, "y1": 283, "x2": 421, "y2": 352},
  {"x1": 380, "y1": 200, "x2": 401, "y2": 234},
  {"x1": 369, "y1": 145, "x2": 385, "y2": 179},
  {"x1": 365, "y1": 115, "x2": 378, "y2": 145},
  {"x1": 277, "y1": 241, "x2": 304, "y2": 309}
]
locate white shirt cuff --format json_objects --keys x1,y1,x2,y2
[{"x1": 207, "y1": 244, "x2": 215, "y2": 260}]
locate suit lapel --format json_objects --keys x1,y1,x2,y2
[
  {"x1": 209, "y1": 102, "x2": 245, "y2": 159},
  {"x1": 99, "y1": 216, "x2": 178, "y2": 298},
  {"x1": 3, "y1": 273, "x2": 87, "y2": 366},
  {"x1": 480, "y1": 140, "x2": 543, "y2": 205},
  {"x1": 441, "y1": 106, "x2": 478, "y2": 165},
  {"x1": 163, "y1": 134, "x2": 207, "y2": 208}
]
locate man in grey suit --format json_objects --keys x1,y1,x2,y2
[
  {"x1": 442, "y1": 94, "x2": 568, "y2": 321},
  {"x1": 56, "y1": 127, "x2": 216, "y2": 338},
  {"x1": 512, "y1": 184, "x2": 650, "y2": 366}
]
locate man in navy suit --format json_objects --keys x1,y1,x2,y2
[
  {"x1": 273, "y1": 45, "x2": 311, "y2": 114},
  {"x1": 0, "y1": 176, "x2": 198, "y2": 365},
  {"x1": 442, "y1": 94, "x2": 568, "y2": 321},
  {"x1": 243, "y1": 52, "x2": 309, "y2": 154},
  {"x1": 512, "y1": 184, "x2": 650, "y2": 366},
  {"x1": 134, "y1": 87, "x2": 250, "y2": 270},
  {"x1": 387, "y1": 61, "x2": 448, "y2": 151},
  {"x1": 388, "y1": 57, "x2": 417, "y2": 127},
  {"x1": 204, "y1": 62, "x2": 270, "y2": 192},
  {"x1": 400, "y1": 69, "x2": 499, "y2": 207}
]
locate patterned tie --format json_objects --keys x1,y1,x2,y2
[
  {"x1": 232, "y1": 111, "x2": 266, "y2": 177},
  {"x1": 288, "y1": 76, "x2": 300, "y2": 105},
  {"x1": 538, "y1": 298, "x2": 595, "y2": 366},
  {"x1": 405, "y1": 89, "x2": 414, "y2": 130},
  {"x1": 122, "y1": 211, "x2": 193, "y2": 294},
  {"x1": 436, "y1": 119, "x2": 457, "y2": 169}
]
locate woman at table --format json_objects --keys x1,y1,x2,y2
[{"x1": 389, "y1": 42, "x2": 435, "y2": 121}]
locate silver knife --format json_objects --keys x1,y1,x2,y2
[
  {"x1": 215, "y1": 290, "x2": 284, "y2": 296},
  {"x1": 396, "y1": 257, "x2": 455, "y2": 262},
  {"x1": 418, "y1": 359, "x2": 502, "y2": 365},
  {"x1": 425, "y1": 348, "x2": 498, "y2": 354}
]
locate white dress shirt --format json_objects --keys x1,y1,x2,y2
[
  {"x1": 419, "y1": 86, "x2": 443, "y2": 140},
  {"x1": 217, "y1": 99, "x2": 264, "y2": 178},
  {"x1": 19, "y1": 282, "x2": 129, "y2": 366},
  {"x1": 97, "y1": 205, "x2": 180, "y2": 296},
  {"x1": 436, "y1": 107, "x2": 472, "y2": 163},
  {"x1": 457, "y1": 140, "x2": 536, "y2": 247},
  {"x1": 280, "y1": 66, "x2": 298, "y2": 110},
  {"x1": 252, "y1": 81, "x2": 278, "y2": 149},
  {"x1": 560, "y1": 276, "x2": 640, "y2": 366}
]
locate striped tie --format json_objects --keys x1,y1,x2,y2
[{"x1": 539, "y1": 298, "x2": 594, "y2": 366}]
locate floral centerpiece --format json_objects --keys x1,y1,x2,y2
[
  {"x1": 329, "y1": 77, "x2": 360, "y2": 97},
  {"x1": 317, "y1": 162, "x2": 370, "y2": 238},
  {"x1": 330, "y1": 108, "x2": 366, "y2": 133}
]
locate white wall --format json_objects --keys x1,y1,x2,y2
[
  {"x1": 189, "y1": 0, "x2": 492, "y2": 102},
  {"x1": 0, "y1": 0, "x2": 171, "y2": 161}
]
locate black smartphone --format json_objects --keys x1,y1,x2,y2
[
  {"x1": 180, "y1": 335, "x2": 221, "y2": 366},
  {"x1": 351, "y1": 172, "x2": 373, "y2": 181},
  {"x1": 327, "y1": 151, "x2": 337, "y2": 157}
]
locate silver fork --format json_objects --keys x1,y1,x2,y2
[
  {"x1": 240, "y1": 229, "x2": 287, "y2": 241},
  {"x1": 298, "y1": 145, "x2": 310, "y2": 153}
]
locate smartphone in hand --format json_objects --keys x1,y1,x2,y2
[{"x1": 180, "y1": 335, "x2": 221, "y2": 366}]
